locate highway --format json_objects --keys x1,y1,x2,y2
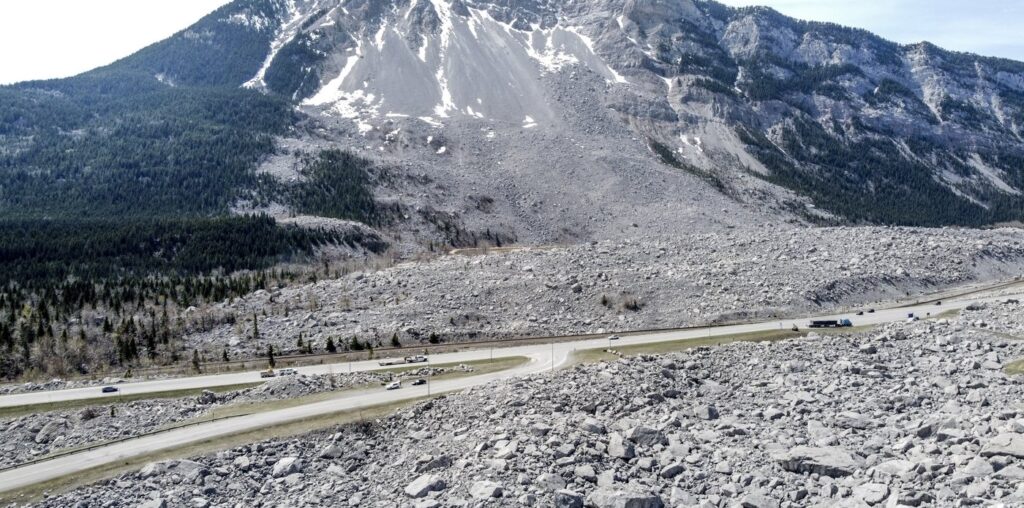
[
  {"x1": 0, "y1": 286, "x2": 1016, "y2": 410},
  {"x1": 0, "y1": 351, "x2": 557, "y2": 493},
  {"x1": 0, "y1": 284, "x2": 1019, "y2": 494}
]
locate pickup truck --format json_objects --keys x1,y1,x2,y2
[{"x1": 385, "y1": 381, "x2": 401, "y2": 390}]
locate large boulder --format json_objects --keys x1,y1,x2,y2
[
  {"x1": 469, "y1": 481, "x2": 503, "y2": 499},
  {"x1": 773, "y1": 447, "x2": 863, "y2": 477},
  {"x1": 608, "y1": 433, "x2": 636, "y2": 459},
  {"x1": 982, "y1": 434, "x2": 1024, "y2": 459},
  {"x1": 554, "y1": 490, "x2": 584, "y2": 508},
  {"x1": 535, "y1": 472, "x2": 567, "y2": 492},
  {"x1": 34, "y1": 420, "x2": 66, "y2": 444},
  {"x1": 625, "y1": 426, "x2": 667, "y2": 447},
  {"x1": 587, "y1": 487, "x2": 665, "y2": 508},
  {"x1": 405, "y1": 474, "x2": 446, "y2": 498},
  {"x1": 271, "y1": 457, "x2": 301, "y2": 478},
  {"x1": 581, "y1": 418, "x2": 607, "y2": 434}
]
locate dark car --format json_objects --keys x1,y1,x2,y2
[
  {"x1": 412, "y1": 379, "x2": 427, "y2": 386},
  {"x1": 101, "y1": 386, "x2": 119, "y2": 393},
  {"x1": 856, "y1": 311, "x2": 864, "y2": 316},
  {"x1": 935, "y1": 301, "x2": 942, "y2": 305},
  {"x1": 867, "y1": 309, "x2": 876, "y2": 313}
]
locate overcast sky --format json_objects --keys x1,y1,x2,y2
[{"x1": 1, "y1": 0, "x2": 1021, "y2": 85}]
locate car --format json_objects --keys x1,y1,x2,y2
[
  {"x1": 907, "y1": 312, "x2": 915, "y2": 318},
  {"x1": 279, "y1": 368, "x2": 298, "y2": 376},
  {"x1": 856, "y1": 311, "x2": 864, "y2": 316},
  {"x1": 412, "y1": 379, "x2": 426, "y2": 386},
  {"x1": 260, "y1": 369, "x2": 276, "y2": 378},
  {"x1": 385, "y1": 381, "x2": 401, "y2": 390},
  {"x1": 935, "y1": 300, "x2": 942, "y2": 305},
  {"x1": 607, "y1": 335, "x2": 620, "y2": 341},
  {"x1": 867, "y1": 309, "x2": 875, "y2": 313},
  {"x1": 101, "y1": 386, "x2": 119, "y2": 393}
]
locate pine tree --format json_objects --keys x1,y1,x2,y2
[
  {"x1": 191, "y1": 349, "x2": 201, "y2": 373},
  {"x1": 222, "y1": 348, "x2": 229, "y2": 362},
  {"x1": 326, "y1": 337, "x2": 337, "y2": 353},
  {"x1": 391, "y1": 333, "x2": 401, "y2": 348},
  {"x1": 267, "y1": 344, "x2": 276, "y2": 368}
]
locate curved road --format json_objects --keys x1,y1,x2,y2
[
  {"x1": 0, "y1": 285, "x2": 1020, "y2": 494},
  {"x1": 0, "y1": 290, "x2": 1012, "y2": 410}
]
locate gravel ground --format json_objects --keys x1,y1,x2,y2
[{"x1": 32, "y1": 302, "x2": 1024, "y2": 508}]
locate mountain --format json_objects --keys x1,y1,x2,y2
[{"x1": 3, "y1": 0, "x2": 1024, "y2": 237}]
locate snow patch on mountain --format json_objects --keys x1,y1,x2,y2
[
  {"x1": 295, "y1": 0, "x2": 630, "y2": 134},
  {"x1": 244, "y1": 0, "x2": 325, "y2": 90}
]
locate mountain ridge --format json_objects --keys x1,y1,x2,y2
[{"x1": 2, "y1": 0, "x2": 1024, "y2": 230}]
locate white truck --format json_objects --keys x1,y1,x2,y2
[
  {"x1": 385, "y1": 380, "x2": 401, "y2": 390},
  {"x1": 404, "y1": 355, "x2": 428, "y2": 364}
]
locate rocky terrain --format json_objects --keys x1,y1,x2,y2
[
  {"x1": 32, "y1": 301, "x2": 1024, "y2": 507},
  {"x1": 188, "y1": 226, "x2": 1024, "y2": 359},
  {"x1": 0, "y1": 367, "x2": 471, "y2": 469}
]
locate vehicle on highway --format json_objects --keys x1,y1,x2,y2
[
  {"x1": 808, "y1": 319, "x2": 853, "y2": 328},
  {"x1": 868, "y1": 309, "x2": 876, "y2": 313},
  {"x1": 790, "y1": 324, "x2": 799, "y2": 332},
  {"x1": 411, "y1": 379, "x2": 426, "y2": 386},
  {"x1": 607, "y1": 335, "x2": 620, "y2": 341},
  {"x1": 935, "y1": 300, "x2": 942, "y2": 305},
  {"x1": 101, "y1": 386, "x2": 119, "y2": 393},
  {"x1": 279, "y1": 368, "x2": 298, "y2": 376},
  {"x1": 260, "y1": 369, "x2": 276, "y2": 378},
  {"x1": 404, "y1": 355, "x2": 428, "y2": 364},
  {"x1": 907, "y1": 313, "x2": 915, "y2": 318},
  {"x1": 385, "y1": 381, "x2": 401, "y2": 390},
  {"x1": 856, "y1": 311, "x2": 864, "y2": 316}
]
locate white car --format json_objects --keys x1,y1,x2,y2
[
  {"x1": 385, "y1": 381, "x2": 401, "y2": 390},
  {"x1": 607, "y1": 335, "x2": 620, "y2": 341},
  {"x1": 279, "y1": 368, "x2": 298, "y2": 376}
]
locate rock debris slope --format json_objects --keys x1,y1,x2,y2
[
  {"x1": 186, "y1": 226, "x2": 1024, "y2": 358},
  {"x1": 37, "y1": 303, "x2": 1024, "y2": 507}
]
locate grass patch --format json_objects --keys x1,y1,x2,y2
[
  {"x1": 164, "y1": 357, "x2": 528, "y2": 425},
  {"x1": 0, "y1": 396, "x2": 429, "y2": 505},
  {"x1": 925, "y1": 309, "x2": 961, "y2": 320},
  {"x1": 0, "y1": 383, "x2": 261, "y2": 420},
  {"x1": 571, "y1": 326, "x2": 877, "y2": 364},
  {"x1": 1005, "y1": 359, "x2": 1024, "y2": 376},
  {"x1": 375, "y1": 356, "x2": 526, "y2": 375}
]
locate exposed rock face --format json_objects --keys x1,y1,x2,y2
[
  {"x1": 226, "y1": 0, "x2": 1024, "y2": 228},
  {"x1": 35, "y1": 305, "x2": 1024, "y2": 507}
]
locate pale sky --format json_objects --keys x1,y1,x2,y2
[{"x1": 0, "y1": 0, "x2": 1021, "y2": 85}]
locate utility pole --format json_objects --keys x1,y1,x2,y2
[
  {"x1": 551, "y1": 342, "x2": 554, "y2": 373},
  {"x1": 427, "y1": 356, "x2": 431, "y2": 397}
]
